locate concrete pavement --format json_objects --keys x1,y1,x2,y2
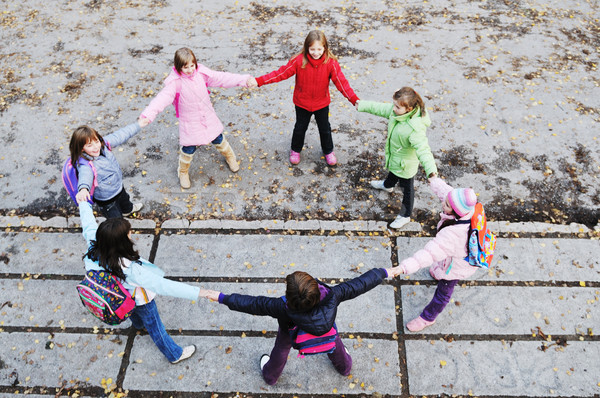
[{"x1": 1, "y1": 216, "x2": 598, "y2": 397}]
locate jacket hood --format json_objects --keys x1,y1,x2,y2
[{"x1": 286, "y1": 281, "x2": 336, "y2": 335}]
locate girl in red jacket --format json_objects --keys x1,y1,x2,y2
[{"x1": 251, "y1": 30, "x2": 359, "y2": 166}]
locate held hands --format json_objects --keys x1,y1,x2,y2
[
  {"x1": 246, "y1": 77, "x2": 258, "y2": 88},
  {"x1": 386, "y1": 266, "x2": 404, "y2": 278},
  {"x1": 75, "y1": 188, "x2": 90, "y2": 204},
  {"x1": 138, "y1": 115, "x2": 150, "y2": 128},
  {"x1": 199, "y1": 288, "x2": 220, "y2": 302},
  {"x1": 354, "y1": 99, "x2": 360, "y2": 110}
]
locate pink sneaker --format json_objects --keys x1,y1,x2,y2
[
  {"x1": 289, "y1": 150, "x2": 301, "y2": 165},
  {"x1": 324, "y1": 152, "x2": 337, "y2": 166},
  {"x1": 406, "y1": 316, "x2": 435, "y2": 332}
]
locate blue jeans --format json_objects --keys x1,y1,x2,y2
[
  {"x1": 181, "y1": 134, "x2": 224, "y2": 154},
  {"x1": 262, "y1": 327, "x2": 352, "y2": 385},
  {"x1": 129, "y1": 300, "x2": 183, "y2": 362}
]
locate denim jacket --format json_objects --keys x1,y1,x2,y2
[
  {"x1": 77, "y1": 123, "x2": 141, "y2": 201},
  {"x1": 78, "y1": 202, "x2": 199, "y2": 301}
]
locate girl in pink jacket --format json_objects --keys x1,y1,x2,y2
[
  {"x1": 140, "y1": 48, "x2": 252, "y2": 188},
  {"x1": 396, "y1": 177, "x2": 479, "y2": 332}
]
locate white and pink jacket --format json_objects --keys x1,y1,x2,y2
[
  {"x1": 399, "y1": 177, "x2": 479, "y2": 281},
  {"x1": 141, "y1": 65, "x2": 251, "y2": 146}
]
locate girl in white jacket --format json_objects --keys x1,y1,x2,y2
[{"x1": 397, "y1": 177, "x2": 479, "y2": 332}]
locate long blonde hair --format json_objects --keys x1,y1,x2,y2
[{"x1": 298, "y1": 30, "x2": 336, "y2": 68}]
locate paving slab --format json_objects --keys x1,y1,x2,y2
[
  {"x1": 153, "y1": 234, "x2": 392, "y2": 278},
  {"x1": 401, "y1": 285, "x2": 599, "y2": 335},
  {"x1": 0, "y1": 232, "x2": 153, "y2": 275},
  {"x1": 0, "y1": 332, "x2": 123, "y2": 389},
  {"x1": 405, "y1": 340, "x2": 600, "y2": 397},
  {"x1": 398, "y1": 237, "x2": 600, "y2": 282},
  {"x1": 123, "y1": 335, "x2": 401, "y2": 395}
]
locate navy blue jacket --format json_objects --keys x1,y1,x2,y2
[{"x1": 220, "y1": 268, "x2": 388, "y2": 336}]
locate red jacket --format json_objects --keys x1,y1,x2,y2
[{"x1": 256, "y1": 54, "x2": 359, "y2": 112}]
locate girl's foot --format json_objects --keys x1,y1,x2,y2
[
  {"x1": 171, "y1": 344, "x2": 196, "y2": 364},
  {"x1": 123, "y1": 203, "x2": 143, "y2": 217},
  {"x1": 324, "y1": 152, "x2": 337, "y2": 166},
  {"x1": 260, "y1": 354, "x2": 270, "y2": 371},
  {"x1": 406, "y1": 316, "x2": 435, "y2": 332},
  {"x1": 370, "y1": 180, "x2": 394, "y2": 193},
  {"x1": 389, "y1": 215, "x2": 410, "y2": 229},
  {"x1": 289, "y1": 150, "x2": 301, "y2": 165}
]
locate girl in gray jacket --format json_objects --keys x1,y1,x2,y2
[{"x1": 69, "y1": 117, "x2": 148, "y2": 218}]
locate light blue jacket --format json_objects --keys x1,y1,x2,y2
[
  {"x1": 77, "y1": 123, "x2": 141, "y2": 201},
  {"x1": 79, "y1": 202, "x2": 200, "y2": 301}
]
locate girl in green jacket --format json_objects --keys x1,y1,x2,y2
[{"x1": 357, "y1": 87, "x2": 438, "y2": 229}]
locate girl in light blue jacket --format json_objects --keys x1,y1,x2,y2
[{"x1": 79, "y1": 201, "x2": 202, "y2": 364}]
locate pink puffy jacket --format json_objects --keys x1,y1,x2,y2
[
  {"x1": 141, "y1": 65, "x2": 251, "y2": 146},
  {"x1": 399, "y1": 177, "x2": 479, "y2": 280}
]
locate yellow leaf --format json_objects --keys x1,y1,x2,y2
[
  {"x1": 440, "y1": 360, "x2": 447, "y2": 366},
  {"x1": 580, "y1": 281, "x2": 586, "y2": 287}
]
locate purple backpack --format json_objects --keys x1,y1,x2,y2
[{"x1": 62, "y1": 157, "x2": 97, "y2": 204}]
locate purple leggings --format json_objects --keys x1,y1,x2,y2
[
  {"x1": 261, "y1": 328, "x2": 352, "y2": 385},
  {"x1": 421, "y1": 279, "x2": 459, "y2": 322}
]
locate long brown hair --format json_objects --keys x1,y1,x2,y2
[
  {"x1": 84, "y1": 218, "x2": 140, "y2": 279},
  {"x1": 69, "y1": 126, "x2": 105, "y2": 168},
  {"x1": 174, "y1": 47, "x2": 198, "y2": 74},
  {"x1": 393, "y1": 87, "x2": 426, "y2": 116},
  {"x1": 298, "y1": 30, "x2": 337, "y2": 68},
  {"x1": 285, "y1": 271, "x2": 320, "y2": 311}
]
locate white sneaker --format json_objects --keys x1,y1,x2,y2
[
  {"x1": 260, "y1": 354, "x2": 270, "y2": 371},
  {"x1": 389, "y1": 215, "x2": 410, "y2": 229},
  {"x1": 123, "y1": 203, "x2": 143, "y2": 217},
  {"x1": 171, "y1": 344, "x2": 196, "y2": 364},
  {"x1": 370, "y1": 180, "x2": 393, "y2": 193}
]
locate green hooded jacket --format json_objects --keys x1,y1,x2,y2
[{"x1": 358, "y1": 100, "x2": 437, "y2": 179}]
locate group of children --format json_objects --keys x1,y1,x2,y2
[{"x1": 71, "y1": 30, "x2": 485, "y2": 384}]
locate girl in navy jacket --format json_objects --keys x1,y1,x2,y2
[{"x1": 200, "y1": 267, "x2": 395, "y2": 385}]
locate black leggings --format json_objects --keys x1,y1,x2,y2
[
  {"x1": 291, "y1": 105, "x2": 333, "y2": 154},
  {"x1": 383, "y1": 173, "x2": 414, "y2": 217},
  {"x1": 93, "y1": 186, "x2": 133, "y2": 218}
]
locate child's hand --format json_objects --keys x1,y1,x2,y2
[
  {"x1": 76, "y1": 188, "x2": 90, "y2": 203},
  {"x1": 427, "y1": 172, "x2": 438, "y2": 180},
  {"x1": 246, "y1": 77, "x2": 258, "y2": 88},
  {"x1": 387, "y1": 267, "x2": 404, "y2": 278},
  {"x1": 199, "y1": 289, "x2": 220, "y2": 302},
  {"x1": 354, "y1": 99, "x2": 360, "y2": 109},
  {"x1": 138, "y1": 115, "x2": 150, "y2": 128}
]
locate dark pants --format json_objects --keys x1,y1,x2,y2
[
  {"x1": 181, "y1": 134, "x2": 224, "y2": 154},
  {"x1": 291, "y1": 105, "x2": 333, "y2": 154},
  {"x1": 93, "y1": 186, "x2": 133, "y2": 219},
  {"x1": 129, "y1": 300, "x2": 183, "y2": 362},
  {"x1": 383, "y1": 173, "x2": 414, "y2": 217},
  {"x1": 421, "y1": 279, "x2": 459, "y2": 322},
  {"x1": 261, "y1": 327, "x2": 352, "y2": 385}
]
